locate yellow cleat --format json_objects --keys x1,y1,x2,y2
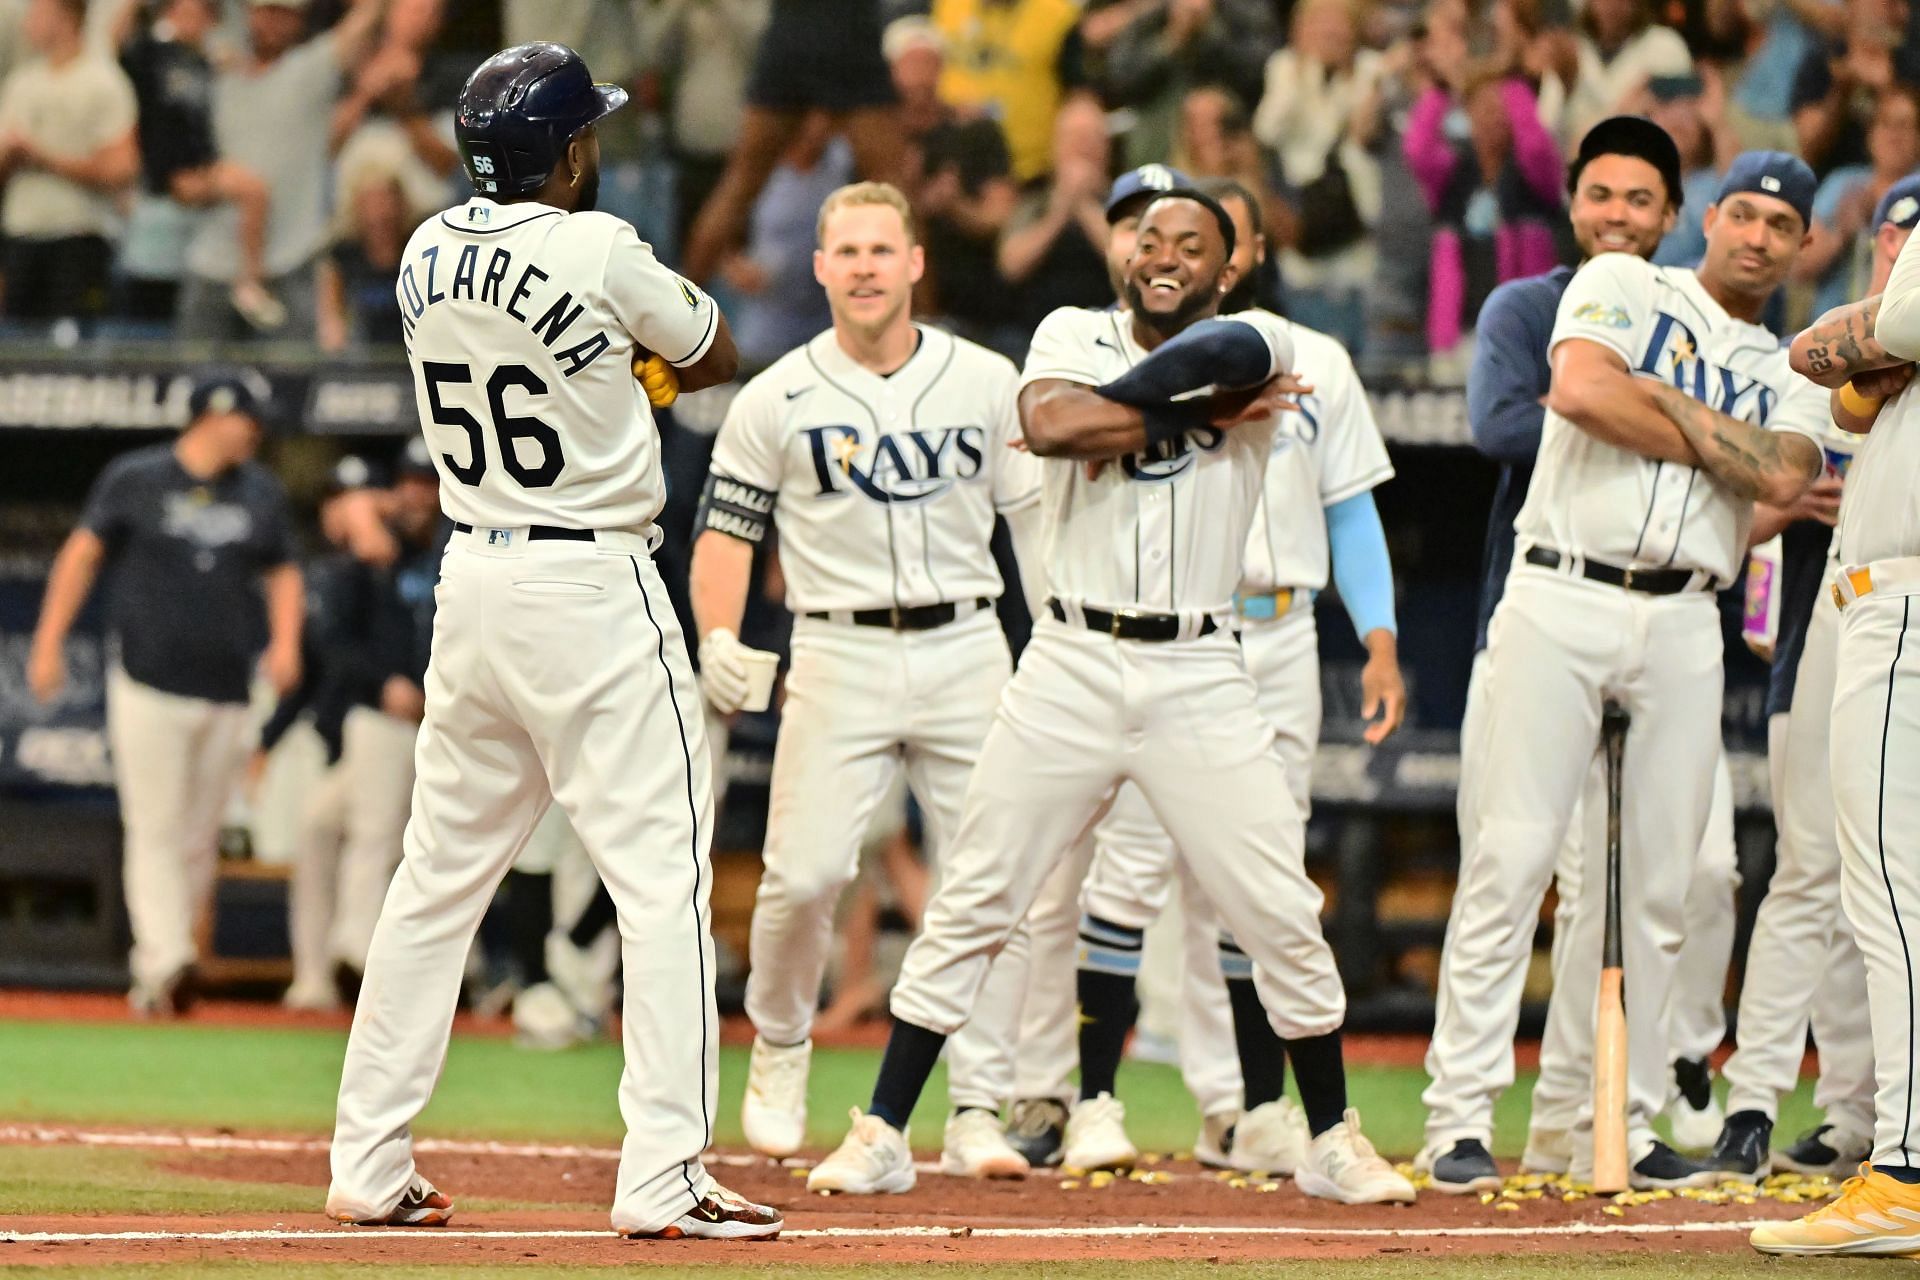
[{"x1": 1751, "y1": 1165, "x2": 1920, "y2": 1257}]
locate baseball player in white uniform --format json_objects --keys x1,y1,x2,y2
[
  {"x1": 1421, "y1": 151, "x2": 1828, "y2": 1191},
  {"x1": 1757, "y1": 177, "x2": 1920, "y2": 1255},
  {"x1": 804, "y1": 190, "x2": 1413, "y2": 1205},
  {"x1": 325, "y1": 43, "x2": 781, "y2": 1241},
  {"x1": 1704, "y1": 185, "x2": 1920, "y2": 1182},
  {"x1": 688, "y1": 180, "x2": 1046, "y2": 1178},
  {"x1": 1020, "y1": 178, "x2": 1403, "y2": 1178}
]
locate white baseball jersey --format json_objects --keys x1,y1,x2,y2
[
  {"x1": 1018, "y1": 306, "x2": 1295, "y2": 614},
  {"x1": 1841, "y1": 226, "x2": 1920, "y2": 565},
  {"x1": 1517, "y1": 254, "x2": 1827, "y2": 584},
  {"x1": 1238, "y1": 311, "x2": 1394, "y2": 594},
  {"x1": 396, "y1": 197, "x2": 720, "y2": 531},
  {"x1": 706, "y1": 325, "x2": 1042, "y2": 614}
]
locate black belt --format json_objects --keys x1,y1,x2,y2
[
  {"x1": 1523, "y1": 546, "x2": 1713, "y2": 595},
  {"x1": 1048, "y1": 598, "x2": 1219, "y2": 641},
  {"x1": 452, "y1": 521, "x2": 594, "y2": 543},
  {"x1": 803, "y1": 597, "x2": 992, "y2": 631}
]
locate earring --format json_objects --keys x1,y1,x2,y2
[{"x1": 570, "y1": 170, "x2": 581, "y2": 188}]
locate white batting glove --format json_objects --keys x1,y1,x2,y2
[{"x1": 697, "y1": 627, "x2": 767, "y2": 713}]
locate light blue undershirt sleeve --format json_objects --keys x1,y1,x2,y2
[{"x1": 1326, "y1": 490, "x2": 1396, "y2": 638}]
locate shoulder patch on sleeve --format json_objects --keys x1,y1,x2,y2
[
  {"x1": 1571, "y1": 300, "x2": 1632, "y2": 329},
  {"x1": 677, "y1": 276, "x2": 700, "y2": 310}
]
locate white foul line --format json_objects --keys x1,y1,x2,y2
[{"x1": 0, "y1": 1220, "x2": 1776, "y2": 1245}]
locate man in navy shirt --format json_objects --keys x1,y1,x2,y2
[{"x1": 29, "y1": 372, "x2": 301, "y2": 1015}]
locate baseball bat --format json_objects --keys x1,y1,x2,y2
[{"x1": 1592, "y1": 702, "x2": 1631, "y2": 1194}]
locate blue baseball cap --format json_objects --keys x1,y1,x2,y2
[
  {"x1": 186, "y1": 368, "x2": 271, "y2": 427},
  {"x1": 1875, "y1": 173, "x2": 1920, "y2": 231},
  {"x1": 395, "y1": 435, "x2": 438, "y2": 481},
  {"x1": 1714, "y1": 151, "x2": 1817, "y2": 229},
  {"x1": 1106, "y1": 163, "x2": 1191, "y2": 221},
  {"x1": 324, "y1": 453, "x2": 388, "y2": 496}
]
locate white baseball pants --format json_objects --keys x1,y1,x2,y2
[
  {"x1": 891, "y1": 618, "x2": 1344, "y2": 1048},
  {"x1": 106, "y1": 667, "x2": 252, "y2": 997},
  {"x1": 1424, "y1": 568, "x2": 1723, "y2": 1152},
  {"x1": 329, "y1": 530, "x2": 720, "y2": 1236},
  {"x1": 1725, "y1": 585, "x2": 1875, "y2": 1127},
  {"x1": 1830, "y1": 564, "x2": 1920, "y2": 1170},
  {"x1": 743, "y1": 609, "x2": 1027, "y2": 1111}
]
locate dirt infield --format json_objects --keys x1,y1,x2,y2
[{"x1": 0, "y1": 1124, "x2": 1817, "y2": 1267}]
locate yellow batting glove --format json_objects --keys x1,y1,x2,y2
[{"x1": 633, "y1": 350, "x2": 680, "y2": 409}]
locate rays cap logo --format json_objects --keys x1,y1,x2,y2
[
  {"x1": 1106, "y1": 163, "x2": 1193, "y2": 222},
  {"x1": 1874, "y1": 174, "x2": 1920, "y2": 232},
  {"x1": 186, "y1": 367, "x2": 271, "y2": 430}
]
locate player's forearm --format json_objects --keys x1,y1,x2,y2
[
  {"x1": 32, "y1": 531, "x2": 103, "y2": 652},
  {"x1": 1019, "y1": 382, "x2": 1152, "y2": 460},
  {"x1": 264, "y1": 563, "x2": 304, "y2": 654},
  {"x1": 1830, "y1": 382, "x2": 1885, "y2": 434},
  {"x1": 1647, "y1": 382, "x2": 1820, "y2": 505},
  {"x1": 689, "y1": 530, "x2": 754, "y2": 639},
  {"x1": 1793, "y1": 296, "x2": 1903, "y2": 385},
  {"x1": 1749, "y1": 500, "x2": 1794, "y2": 547},
  {"x1": 1545, "y1": 367, "x2": 1700, "y2": 466}
]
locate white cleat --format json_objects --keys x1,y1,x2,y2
[
  {"x1": 806, "y1": 1109, "x2": 915, "y2": 1195},
  {"x1": 940, "y1": 1108, "x2": 1030, "y2": 1179},
  {"x1": 1229, "y1": 1097, "x2": 1311, "y2": 1175},
  {"x1": 512, "y1": 982, "x2": 595, "y2": 1050},
  {"x1": 1194, "y1": 1110, "x2": 1237, "y2": 1169},
  {"x1": 741, "y1": 1036, "x2": 810, "y2": 1159},
  {"x1": 1062, "y1": 1093, "x2": 1138, "y2": 1172},
  {"x1": 1296, "y1": 1109, "x2": 1417, "y2": 1204}
]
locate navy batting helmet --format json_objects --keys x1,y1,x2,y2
[{"x1": 455, "y1": 43, "x2": 629, "y2": 199}]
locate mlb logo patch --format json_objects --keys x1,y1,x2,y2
[
  {"x1": 468, "y1": 205, "x2": 492, "y2": 224},
  {"x1": 486, "y1": 529, "x2": 513, "y2": 547},
  {"x1": 1761, "y1": 176, "x2": 1781, "y2": 192}
]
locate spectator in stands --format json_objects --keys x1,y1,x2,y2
[
  {"x1": 884, "y1": 17, "x2": 1020, "y2": 351},
  {"x1": 0, "y1": 0, "x2": 137, "y2": 325},
  {"x1": 116, "y1": 0, "x2": 283, "y2": 330},
  {"x1": 1405, "y1": 62, "x2": 1563, "y2": 367},
  {"x1": 1791, "y1": 0, "x2": 1920, "y2": 175},
  {"x1": 175, "y1": 0, "x2": 390, "y2": 342},
  {"x1": 1796, "y1": 84, "x2": 1920, "y2": 315},
  {"x1": 1170, "y1": 86, "x2": 1280, "y2": 232},
  {"x1": 641, "y1": 0, "x2": 769, "y2": 250},
  {"x1": 1733, "y1": 0, "x2": 1845, "y2": 152},
  {"x1": 1539, "y1": 0, "x2": 1694, "y2": 146},
  {"x1": 932, "y1": 0, "x2": 1085, "y2": 183},
  {"x1": 316, "y1": 129, "x2": 434, "y2": 352},
  {"x1": 1255, "y1": 0, "x2": 1387, "y2": 352},
  {"x1": 683, "y1": 0, "x2": 906, "y2": 282},
  {"x1": 721, "y1": 110, "x2": 852, "y2": 373},
  {"x1": 996, "y1": 91, "x2": 1115, "y2": 335},
  {"x1": 1090, "y1": 0, "x2": 1277, "y2": 170},
  {"x1": 28, "y1": 372, "x2": 301, "y2": 1017},
  {"x1": 1650, "y1": 68, "x2": 1739, "y2": 265}
]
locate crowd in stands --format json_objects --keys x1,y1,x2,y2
[{"x1": 6, "y1": 0, "x2": 1919, "y2": 380}]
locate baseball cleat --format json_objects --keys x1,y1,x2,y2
[
  {"x1": 1706, "y1": 1109, "x2": 1772, "y2": 1181},
  {"x1": 621, "y1": 1184, "x2": 782, "y2": 1240},
  {"x1": 1194, "y1": 1110, "x2": 1237, "y2": 1169},
  {"x1": 1664, "y1": 1056, "x2": 1724, "y2": 1152},
  {"x1": 1628, "y1": 1138, "x2": 1721, "y2": 1190},
  {"x1": 1062, "y1": 1093, "x2": 1137, "y2": 1172},
  {"x1": 1520, "y1": 1126, "x2": 1572, "y2": 1175},
  {"x1": 1298, "y1": 1109, "x2": 1416, "y2": 1204},
  {"x1": 1751, "y1": 1165, "x2": 1920, "y2": 1256},
  {"x1": 512, "y1": 981, "x2": 596, "y2": 1050},
  {"x1": 806, "y1": 1109, "x2": 915, "y2": 1195},
  {"x1": 939, "y1": 1107, "x2": 1030, "y2": 1179},
  {"x1": 1006, "y1": 1097, "x2": 1068, "y2": 1168},
  {"x1": 329, "y1": 1173, "x2": 454, "y2": 1226},
  {"x1": 1228, "y1": 1098, "x2": 1310, "y2": 1175},
  {"x1": 741, "y1": 1036, "x2": 810, "y2": 1159},
  {"x1": 1774, "y1": 1123, "x2": 1874, "y2": 1178},
  {"x1": 1415, "y1": 1137, "x2": 1501, "y2": 1194}
]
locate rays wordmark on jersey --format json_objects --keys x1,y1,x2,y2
[
  {"x1": 1121, "y1": 426, "x2": 1226, "y2": 482},
  {"x1": 1633, "y1": 311, "x2": 1779, "y2": 424},
  {"x1": 801, "y1": 425, "x2": 988, "y2": 503}
]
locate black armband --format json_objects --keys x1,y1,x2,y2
[
  {"x1": 1140, "y1": 399, "x2": 1212, "y2": 449},
  {"x1": 696, "y1": 472, "x2": 776, "y2": 544}
]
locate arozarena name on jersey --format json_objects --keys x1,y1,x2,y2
[
  {"x1": 398, "y1": 245, "x2": 613, "y2": 377},
  {"x1": 1634, "y1": 313, "x2": 1779, "y2": 424},
  {"x1": 802, "y1": 425, "x2": 987, "y2": 503}
]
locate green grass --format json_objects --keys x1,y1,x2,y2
[
  {"x1": 0, "y1": 1017, "x2": 1829, "y2": 1158},
  {"x1": 0, "y1": 1261, "x2": 1904, "y2": 1279}
]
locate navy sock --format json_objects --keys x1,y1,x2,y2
[
  {"x1": 568, "y1": 884, "x2": 617, "y2": 949},
  {"x1": 504, "y1": 870, "x2": 552, "y2": 985},
  {"x1": 1223, "y1": 969, "x2": 1288, "y2": 1110},
  {"x1": 1875, "y1": 1163, "x2": 1920, "y2": 1185},
  {"x1": 1285, "y1": 1031, "x2": 1348, "y2": 1138},
  {"x1": 869, "y1": 1018, "x2": 947, "y2": 1131},
  {"x1": 1076, "y1": 915, "x2": 1143, "y2": 1100}
]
